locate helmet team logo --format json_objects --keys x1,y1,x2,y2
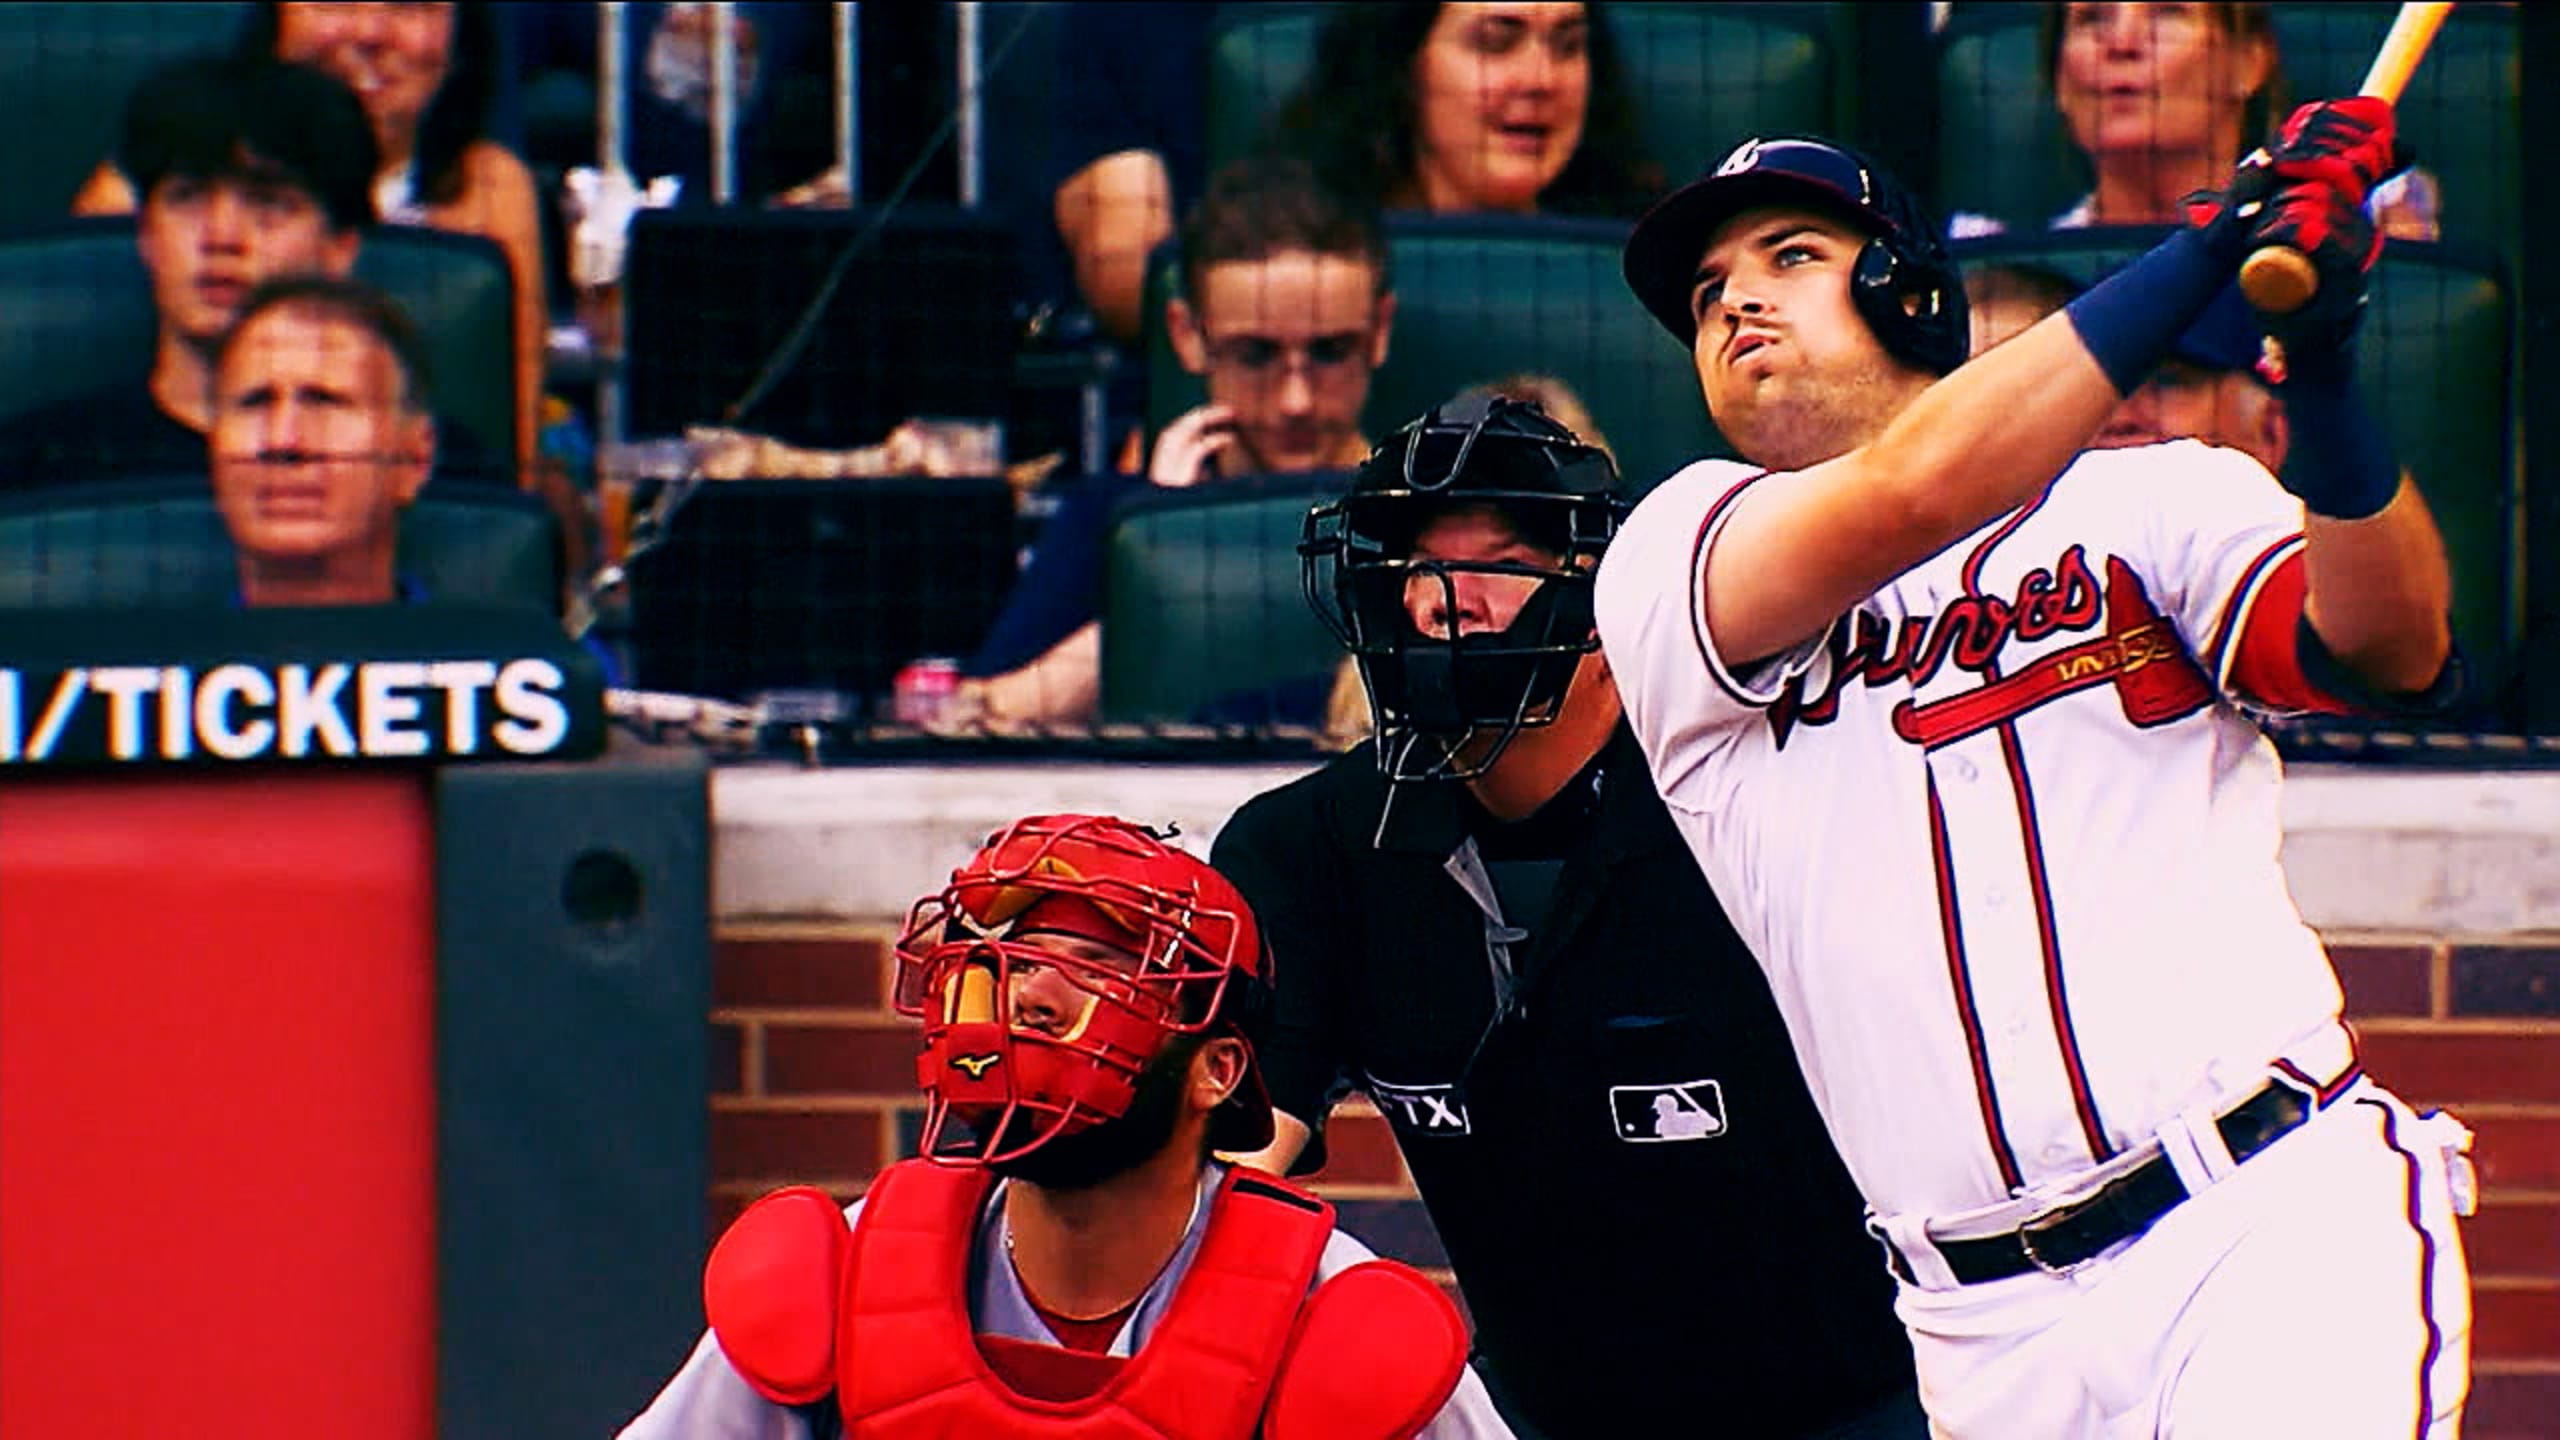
[
  {"x1": 1715, "y1": 139, "x2": 1762, "y2": 177},
  {"x1": 949, "y1": 1053, "x2": 1002, "y2": 1079},
  {"x1": 1610, "y1": 1080, "x2": 1727, "y2": 1143}
]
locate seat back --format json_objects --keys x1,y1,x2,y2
[
  {"x1": 0, "y1": 1, "x2": 251, "y2": 232},
  {"x1": 1142, "y1": 215, "x2": 1725, "y2": 496},
  {"x1": 1099, "y1": 474, "x2": 1344, "y2": 724},
  {"x1": 1952, "y1": 229, "x2": 2516, "y2": 690},
  {"x1": 1203, "y1": 3, "x2": 1846, "y2": 183},
  {"x1": 0, "y1": 219, "x2": 520, "y2": 467},
  {"x1": 1935, "y1": 2, "x2": 2518, "y2": 260},
  {"x1": 1609, "y1": 2, "x2": 1847, "y2": 182},
  {"x1": 0, "y1": 477, "x2": 562, "y2": 611}
]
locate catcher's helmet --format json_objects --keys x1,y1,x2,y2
[
  {"x1": 894, "y1": 814, "x2": 1274, "y2": 1166},
  {"x1": 1623, "y1": 135, "x2": 1968, "y2": 376},
  {"x1": 1301, "y1": 391, "x2": 1628, "y2": 783}
]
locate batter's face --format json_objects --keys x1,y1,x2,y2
[{"x1": 1688, "y1": 205, "x2": 1924, "y2": 471}]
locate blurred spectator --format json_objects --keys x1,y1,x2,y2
[
  {"x1": 514, "y1": 2, "x2": 834, "y2": 206},
  {"x1": 1963, "y1": 260, "x2": 2079, "y2": 357},
  {"x1": 0, "y1": 54, "x2": 501, "y2": 494},
  {"x1": 1950, "y1": 2, "x2": 2436, "y2": 241},
  {"x1": 2092, "y1": 283, "x2": 2287, "y2": 472},
  {"x1": 951, "y1": 155, "x2": 1394, "y2": 729},
  {"x1": 1047, "y1": 2, "x2": 1215, "y2": 345},
  {"x1": 1271, "y1": 2, "x2": 1661, "y2": 219},
  {"x1": 81, "y1": 3, "x2": 547, "y2": 471},
  {"x1": 209, "y1": 276, "x2": 432, "y2": 607},
  {"x1": 1962, "y1": 263, "x2": 2286, "y2": 474}
]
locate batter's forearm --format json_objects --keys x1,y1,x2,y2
[{"x1": 2302, "y1": 479, "x2": 2454, "y2": 694}]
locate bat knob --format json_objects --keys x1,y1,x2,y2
[{"x1": 2240, "y1": 245, "x2": 2319, "y2": 315}]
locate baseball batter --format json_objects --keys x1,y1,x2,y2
[{"x1": 1595, "y1": 110, "x2": 2474, "y2": 1437}]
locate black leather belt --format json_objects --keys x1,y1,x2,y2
[{"x1": 1886, "y1": 1080, "x2": 2313, "y2": 1286}]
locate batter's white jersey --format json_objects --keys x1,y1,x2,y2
[{"x1": 1594, "y1": 440, "x2": 2354, "y2": 1228}]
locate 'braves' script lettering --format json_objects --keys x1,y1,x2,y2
[{"x1": 1769, "y1": 546, "x2": 2104, "y2": 747}]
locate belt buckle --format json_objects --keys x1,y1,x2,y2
[{"x1": 2013, "y1": 1205, "x2": 2090, "y2": 1277}]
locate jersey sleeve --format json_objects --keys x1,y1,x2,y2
[
  {"x1": 1209, "y1": 784, "x2": 1355, "y2": 1168},
  {"x1": 1595, "y1": 459, "x2": 1838, "y2": 797},
  {"x1": 614, "y1": 1328, "x2": 817, "y2": 1440},
  {"x1": 2104, "y1": 441, "x2": 2331, "y2": 716}
]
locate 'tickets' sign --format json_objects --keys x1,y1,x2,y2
[{"x1": 0, "y1": 606, "x2": 605, "y2": 768}]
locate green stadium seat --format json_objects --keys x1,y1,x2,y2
[
  {"x1": 0, "y1": 1, "x2": 251, "y2": 233},
  {"x1": 1935, "y1": 2, "x2": 2517, "y2": 264},
  {"x1": 0, "y1": 477, "x2": 563, "y2": 612},
  {"x1": 1205, "y1": 3, "x2": 1847, "y2": 185},
  {"x1": 1098, "y1": 474, "x2": 1345, "y2": 725},
  {"x1": 1143, "y1": 214, "x2": 1726, "y2": 497},
  {"x1": 1952, "y1": 228, "x2": 2517, "y2": 694},
  {"x1": 0, "y1": 218, "x2": 520, "y2": 467}
]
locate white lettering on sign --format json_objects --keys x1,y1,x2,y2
[
  {"x1": 196, "y1": 665, "x2": 277, "y2": 760},
  {"x1": 427, "y1": 660, "x2": 498, "y2": 754},
  {"x1": 360, "y1": 661, "x2": 432, "y2": 758},
  {"x1": 0, "y1": 657, "x2": 584, "y2": 765},
  {"x1": 279, "y1": 664, "x2": 357, "y2": 757},
  {"x1": 492, "y1": 659, "x2": 568, "y2": 754}
]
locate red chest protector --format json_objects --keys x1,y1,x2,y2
[{"x1": 704, "y1": 1160, "x2": 1467, "y2": 1440}]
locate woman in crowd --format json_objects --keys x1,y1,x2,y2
[
  {"x1": 1952, "y1": 1, "x2": 2434, "y2": 240},
  {"x1": 80, "y1": 2, "x2": 546, "y2": 469},
  {"x1": 1271, "y1": 1, "x2": 1661, "y2": 220}
]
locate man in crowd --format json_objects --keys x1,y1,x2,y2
[
  {"x1": 1601, "y1": 114, "x2": 2470, "y2": 1435},
  {"x1": 211, "y1": 276, "x2": 435, "y2": 608},
  {"x1": 957, "y1": 153, "x2": 1394, "y2": 725},
  {"x1": 619, "y1": 812, "x2": 1508, "y2": 1438},
  {"x1": 1968, "y1": 262, "x2": 2288, "y2": 472},
  {"x1": 1215, "y1": 392, "x2": 1925, "y2": 1438},
  {"x1": 0, "y1": 53, "x2": 501, "y2": 493}
]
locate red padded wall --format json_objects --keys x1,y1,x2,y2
[{"x1": 0, "y1": 773, "x2": 434, "y2": 1439}]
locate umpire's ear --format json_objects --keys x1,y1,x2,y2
[{"x1": 1369, "y1": 289, "x2": 1396, "y2": 368}]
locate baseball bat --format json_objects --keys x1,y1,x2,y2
[{"x1": 2237, "y1": 0, "x2": 2455, "y2": 315}]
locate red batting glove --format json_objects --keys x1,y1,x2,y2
[{"x1": 2262, "y1": 96, "x2": 2406, "y2": 204}]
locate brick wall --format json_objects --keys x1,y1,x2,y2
[{"x1": 712, "y1": 922, "x2": 2559, "y2": 1437}]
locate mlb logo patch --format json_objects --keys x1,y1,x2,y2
[{"x1": 1609, "y1": 1079, "x2": 1726, "y2": 1142}]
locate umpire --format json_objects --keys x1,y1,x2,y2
[{"x1": 1213, "y1": 393, "x2": 1924, "y2": 1438}]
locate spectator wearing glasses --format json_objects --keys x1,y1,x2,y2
[{"x1": 948, "y1": 155, "x2": 1395, "y2": 728}]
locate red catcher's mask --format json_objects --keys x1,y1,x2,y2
[{"x1": 892, "y1": 814, "x2": 1275, "y2": 1166}]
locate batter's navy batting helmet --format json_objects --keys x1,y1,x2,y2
[
  {"x1": 1623, "y1": 135, "x2": 1969, "y2": 376},
  {"x1": 1301, "y1": 391, "x2": 1629, "y2": 783}
]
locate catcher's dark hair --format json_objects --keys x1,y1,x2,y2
[
  {"x1": 1178, "y1": 151, "x2": 1389, "y2": 309},
  {"x1": 216, "y1": 275, "x2": 436, "y2": 415},
  {"x1": 118, "y1": 53, "x2": 379, "y2": 232},
  {"x1": 238, "y1": 0, "x2": 504, "y2": 209},
  {"x1": 1269, "y1": 1, "x2": 1663, "y2": 220}
]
